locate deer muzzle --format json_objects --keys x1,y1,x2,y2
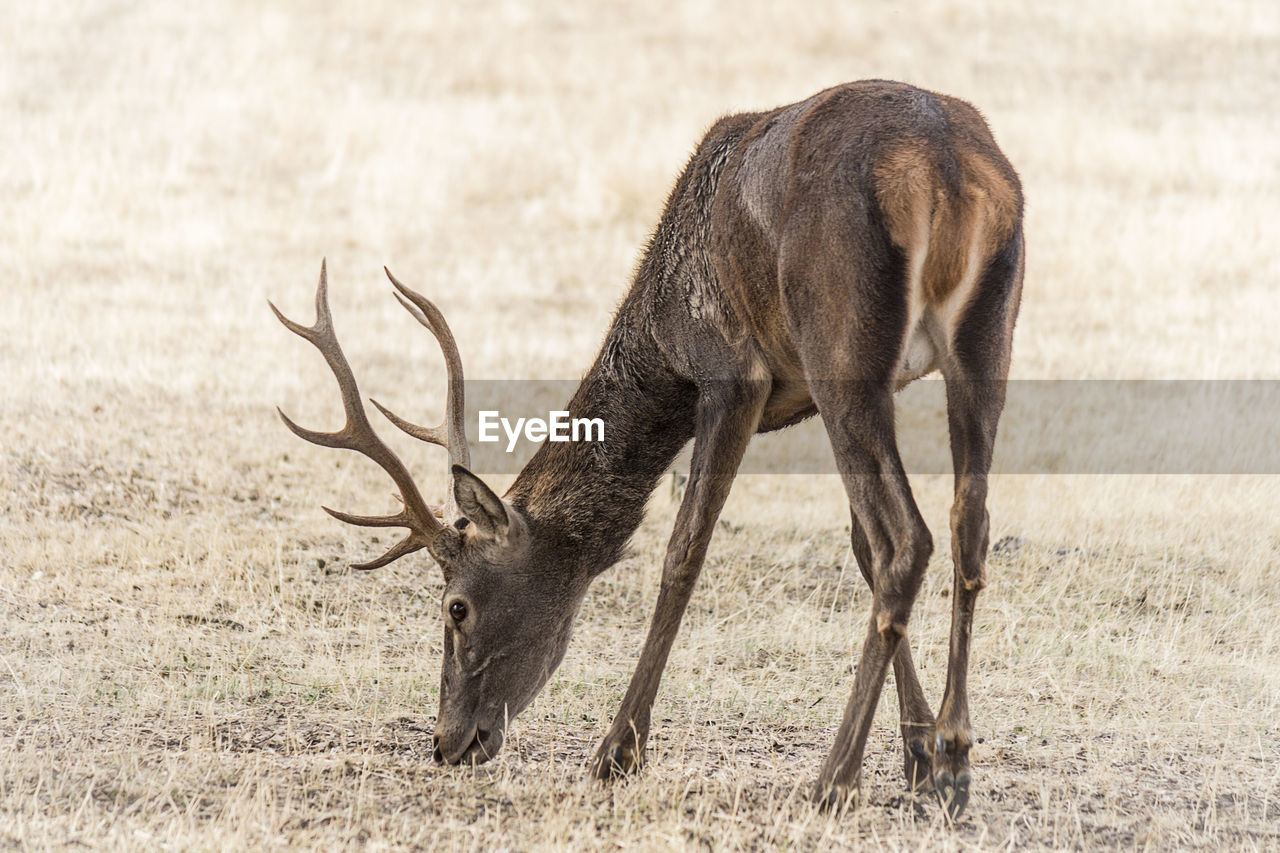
[{"x1": 433, "y1": 721, "x2": 505, "y2": 766}]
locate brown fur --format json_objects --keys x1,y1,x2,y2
[{"x1": 875, "y1": 140, "x2": 1019, "y2": 306}]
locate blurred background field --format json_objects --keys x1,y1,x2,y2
[{"x1": 1, "y1": 1, "x2": 1278, "y2": 849}]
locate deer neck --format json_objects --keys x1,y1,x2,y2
[
  {"x1": 506, "y1": 305, "x2": 697, "y2": 577},
  {"x1": 504, "y1": 119, "x2": 748, "y2": 576}
]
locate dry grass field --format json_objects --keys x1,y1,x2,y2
[{"x1": 3, "y1": 0, "x2": 1279, "y2": 849}]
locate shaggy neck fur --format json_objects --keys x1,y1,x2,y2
[
  {"x1": 507, "y1": 304, "x2": 697, "y2": 576},
  {"x1": 506, "y1": 124, "x2": 749, "y2": 577}
]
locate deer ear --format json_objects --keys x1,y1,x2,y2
[{"x1": 452, "y1": 465, "x2": 509, "y2": 539}]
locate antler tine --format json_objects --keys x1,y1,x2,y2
[
  {"x1": 373, "y1": 267, "x2": 472, "y2": 472},
  {"x1": 322, "y1": 505, "x2": 410, "y2": 528},
  {"x1": 272, "y1": 260, "x2": 444, "y2": 566},
  {"x1": 349, "y1": 534, "x2": 427, "y2": 572},
  {"x1": 368, "y1": 398, "x2": 448, "y2": 449}
]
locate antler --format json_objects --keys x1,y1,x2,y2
[
  {"x1": 270, "y1": 260, "x2": 454, "y2": 570},
  {"x1": 370, "y1": 267, "x2": 470, "y2": 518}
]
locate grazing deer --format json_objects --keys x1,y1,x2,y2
[{"x1": 273, "y1": 80, "x2": 1022, "y2": 818}]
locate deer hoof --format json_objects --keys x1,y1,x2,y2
[
  {"x1": 934, "y1": 768, "x2": 970, "y2": 819},
  {"x1": 932, "y1": 733, "x2": 972, "y2": 820},
  {"x1": 813, "y1": 781, "x2": 860, "y2": 813},
  {"x1": 590, "y1": 738, "x2": 642, "y2": 781}
]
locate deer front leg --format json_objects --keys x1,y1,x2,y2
[{"x1": 591, "y1": 377, "x2": 767, "y2": 780}]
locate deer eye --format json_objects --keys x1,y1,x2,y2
[{"x1": 448, "y1": 600, "x2": 468, "y2": 623}]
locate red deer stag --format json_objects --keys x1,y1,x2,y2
[{"x1": 273, "y1": 81, "x2": 1022, "y2": 818}]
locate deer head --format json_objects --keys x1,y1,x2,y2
[{"x1": 271, "y1": 261, "x2": 589, "y2": 764}]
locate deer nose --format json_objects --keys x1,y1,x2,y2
[{"x1": 435, "y1": 725, "x2": 498, "y2": 765}]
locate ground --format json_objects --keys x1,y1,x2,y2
[{"x1": 1, "y1": 1, "x2": 1279, "y2": 849}]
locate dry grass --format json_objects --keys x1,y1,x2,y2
[{"x1": 3, "y1": 0, "x2": 1279, "y2": 849}]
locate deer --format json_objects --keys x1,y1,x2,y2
[{"x1": 272, "y1": 80, "x2": 1023, "y2": 818}]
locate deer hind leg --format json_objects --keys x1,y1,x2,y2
[
  {"x1": 931, "y1": 229, "x2": 1022, "y2": 819},
  {"x1": 850, "y1": 517, "x2": 936, "y2": 793},
  {"x1": 810, "y1": 383, "x2": 933, "y2": 808},
  {"x1": 777, "y1": 200, "x2": 934, "y2": 808},
  {"x1": 591, "y1": 370, "x2": 769, "y2": 781}
]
